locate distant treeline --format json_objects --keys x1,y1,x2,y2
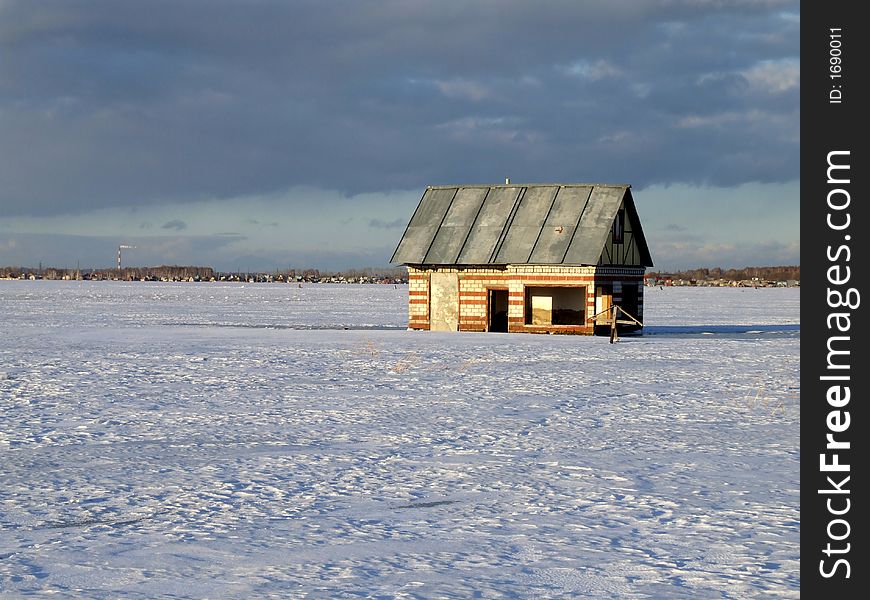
[
  {"x1": 648, "y1": 265, "x2": 800, "y2": 282},
  {"x1": 1, "y1": 265, "x2": 216, "y2": 281},
  {"x1": 1, "y1": 264, "x2": 408, "y2": 282},
  {"x1": 3, "y1": 264, "x2": 800, "y2": 283}
]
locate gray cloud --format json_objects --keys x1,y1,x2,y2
[
  {"x1": 161, "y1": 219, "x2": 187, "y2": 231},
  {"x1": 0, "y1": 232, "x2": 246, "y2": 270},
  {"x1": 650, "y1": 239, "x2": 799, "y2": 271},
  {"x1": 368, "y1": 218, "x2": 405, "y2": 230},
  {"x1": 1, "y1": 0, "x2": 798, "y2": 218}
]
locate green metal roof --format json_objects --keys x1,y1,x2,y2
[{"x1": 391, "y1": 183, "x2": 653, "y2": 266}]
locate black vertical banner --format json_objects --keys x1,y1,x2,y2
[{"x1": 803, "y1": 2, "x2": 868, "y2": 595}]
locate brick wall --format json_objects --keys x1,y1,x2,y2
[
  {"x1": 407, "y1": 267, "x2": 430, "y2": 329},
  {"x1": 405, "y1": 265, "x2": 645, "y2": 334}
]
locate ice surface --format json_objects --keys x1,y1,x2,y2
[{"x1": 0, "y1": 282, "x2": 799, "y2": 598}]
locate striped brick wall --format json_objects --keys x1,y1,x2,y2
[
  {"x1": 504, "y1": 267, "x2": 597, "y2": 334},
  {"x1": 637, "y1": 288, "x2": 644, "y2": 320},
  {"x1": 405, "y1": 265, "x2": 645, "y2": 334},
  {"x1": 407, "y1": 268, "x2": 430, "y2": 330},
  {"x1": 458, "y1": 275, "x2": 499, "y2": 332}
]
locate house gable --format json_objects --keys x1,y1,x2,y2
[{"x1": 598, "y1": 189, "x2": 654, "y2": 267}]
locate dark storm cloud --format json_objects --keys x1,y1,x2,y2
[{"x1": 1, "y1": 0, "x2": 798, "y2": 217}]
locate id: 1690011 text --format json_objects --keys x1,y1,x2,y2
[{"x1": 829, "y1": 28, "x2": 843, "y2": 104}]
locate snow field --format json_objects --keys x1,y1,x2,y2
[{"x1": 0, "y1": 282, "x2": 799, "y2": 598}]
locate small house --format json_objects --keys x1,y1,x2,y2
[{"x1": 391, "y1": 183, "x2": 653, "y2": 335}]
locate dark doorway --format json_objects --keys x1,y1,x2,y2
[{"x1": 488, "y1": 289, "x2": 509, "y2": 332}]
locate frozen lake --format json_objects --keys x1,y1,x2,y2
[{"x1": 0, "y1": 281, "x2": 799, "y2": 598}]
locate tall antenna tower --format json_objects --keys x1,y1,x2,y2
[{"x1": 118, "y1": 245, "x2": 136, "y2": 270}]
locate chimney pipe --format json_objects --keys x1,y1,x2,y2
[{"x1": 505, "y1": 177, "x2": 510, "y2": 185}]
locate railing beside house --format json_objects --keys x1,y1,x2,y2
[{"x1": 591, "y1": 304, "x2": 644, "y2": 343}]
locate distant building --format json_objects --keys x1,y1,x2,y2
[{"x1": 391, "y1": 183, "x2": 653, "y2": 335}]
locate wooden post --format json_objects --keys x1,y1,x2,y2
[{"x1": 609, "y1": 306, "x2": 619, "y2": 343}]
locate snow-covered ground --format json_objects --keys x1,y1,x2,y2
[{"x1": 1, "y1": 282, "x2": 799, "y2": 598}]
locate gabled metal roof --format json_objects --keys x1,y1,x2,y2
[{"x1": 391, "y1": 183, "x2": 653, "y2": 266}]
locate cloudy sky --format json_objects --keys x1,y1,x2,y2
[{"x1": 1, "y1": 0, "x2": 799, "y2": 272}]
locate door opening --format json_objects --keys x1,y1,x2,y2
[{"x1": 488, "y1": 289, "x2": 509, "y2": 332}]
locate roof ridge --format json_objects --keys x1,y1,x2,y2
[{"x1": 427, "y1": 183, "x2": 631, "y2": 190}]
